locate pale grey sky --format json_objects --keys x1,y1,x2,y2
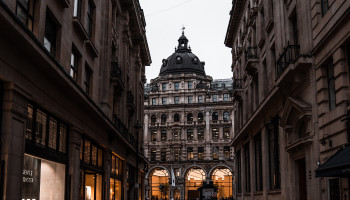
[{"x1": 139, "y1": 0, "x2": 233, "y2": 82}]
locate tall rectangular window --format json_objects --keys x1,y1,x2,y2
[
  {"x1": 188, "y1": 96, "x2": 193, "y2": 103},
  {"x1": 161, "y1": 130, "x2": 167, "y2": 141},
  {"x1": 291, "y1": 12, "x2": 299, "y2": 45},
  {"x1": 151, "y1": 130, "x2": 157, "y2": 142},
  {"x1": 329, "y1": 178, "x2": 340, "y2": 200},
  {"x1": 44, "y1": 12, "x2": 57, "y2": 55},
  {"x1": 197, "y1": 129, "x2": 204, "y2": 140},
  {"x1": 212, "y1": 94, "x2": 218, "y2": 102},
  {"x1": 16, "y1": 0, "x2": 35, "y2": 31},
  {"x1": 321, "y1": 0, "x2": 329, "y2": 16},
  {"x1": 212, "y1": 128, "x2": 219, "y2": 139},
  {"x1": 161, "y1": 149, "x2": 166, "y2": 161},
  {"x1": 326, "y1": 60, "x2": 336, "y2": 110},
  {"x1": 223, "y1": 93, "x2": 229, "y2": 101},
  {"x1": 174, "y1": 82, "x2": 180, "y2": 90},
  {"x1": 162, "y1": 97, "x2": 167, "y2": 105},
  {"x1": 174, "y1": 96, "x2": 179, "y2": 104},
  {"x1": 187, "y1": 147, "x2": 193, "y2": 160},
  {"x1": 188, "y1": 82, "x2": 192, "y2": 89},
  {"x1": 87, "y1": 1, "x2": 94, "y2": 37},
  {"x1": 174, "y1": 148, "x2": 180, "y2": 161},
  {"x1": 198, "y1": 147, "x2": 204, "y2": 160},
  {"x1": 237, "y1": 151, "x2": 242, "y2": 193},
  {"x1": 70, "y1": 49, "x2": 79, "y2": 81},
  {"x1": 84, "y1": 66, "x2": 92, "y2": 95},
  {"x1": 223, "y1": 127, "x2": 230, "y2": 139},
  {"x1": 198, "y1": 95, "x2": 203, "y2": 103},
  {"x1": 150, "y1": 148, "x2": 156, "y2": 161},
  {"x1": 224, "y1": 146, "x2": 230, "y2": 159},
  {"x1": 254, "y1": 133, "x2": 263, "y2": 191},
  {"x1": 152, "y1": 98, "x2": 156, "y2": 105},
  {"x1": 268, "y1": 121, "x2": 280, "y2": 190},
  {"x1": 212, "y1": 146, "x2": 219, "y2": 160},
  {"x1": 187, "y1": 129, "x2": 193, "y2": 140},
  {"x1": 73, "y1": 0, "x2": 82, "y2": 18},
  {"x1": 162, "y1": 83, "x2": 167, "y2": 91},
  {"x1": 244, "y1": 143, "x2": 251, "y2": 193}
]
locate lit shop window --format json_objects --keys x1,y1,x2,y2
[
  {"x1": 21, "y1": 154, "x2": 65, "y2": 200},
  {"x1": 110, "y1": 154, "x2": 123, "y2": 200},
  {"x1": 80, "y1": 137, "x2": 104, "y2": 200}
]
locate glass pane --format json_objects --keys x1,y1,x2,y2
[
  {"x1": 48, "y1": 117, "x2": 57, "y2": 150},
  {"x1": 96, "y1": 174, "x2": 102, "y2": 200},
  {"x1": 26, "y1": 105, "x2": 34, "y2": 140},
  {"x1": 59, "y1": 124, "x2": 67, "y2": 153},
  {"x1": 35, "y1": 109, "x2": 47, "y2": 146},
  {"x1": 18, "y1": 0, "x2": 29, "y2": 9},
  {"x1": 110, "y1": 178, "x2": 115, "y2": 200},
  {"x1": 84, "y1": 140, "x2": 91, "y2": 164},
  {"x1": 111, "y1": 156, "x2": 116, "y2": 174},
  {"x1": 17, "y1": 6, "x2": 28, "y2": 25},
  {"x1": 98, "y1": 149, "x2": 103, "y2": 168},
  {"x1": 80, "y1": 138, "x2": 83, "y2": 161},
  {"x1": 91, "y1": 145, "x2": 97, "y2": 166},
  {"x1": 85, "y1": 173, "x2": 95, "y2": 200}
]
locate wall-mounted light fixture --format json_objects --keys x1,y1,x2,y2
[{"x1": 320, "y1": 134, "x2": 332, "y2": 147}]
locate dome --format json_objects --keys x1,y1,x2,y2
[{"x1": 159, "y1": 31, "x2": 206, "y2": 76}]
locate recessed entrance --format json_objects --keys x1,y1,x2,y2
[
  {"x1": 150, "y1": 168, "x2": 169, "y2": 200},
  {"x1": 185, "y1": 167, "x2": 206, "y2": 200},
  {"x1": 211, "y1": 167, "x2": 233, "y2": 199}
]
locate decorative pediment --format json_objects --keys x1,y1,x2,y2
[{"x1": 281, "y1": 97, "x2": 311, "y2": 131}]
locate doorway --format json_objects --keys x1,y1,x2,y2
[{"x1": 297, "y1": 158, "x2": 307, "y2": 200}]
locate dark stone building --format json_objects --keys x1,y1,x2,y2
[{"x1": 0, "y1": 0, "x2": 150, "y2": 199}]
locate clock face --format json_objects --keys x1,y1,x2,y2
[
  {"x1": 194, "y1": 57, "x2": 198, "y2": 61},
  {"x1": 177, "y1": 56, "x2": 181, "y2": 61}
]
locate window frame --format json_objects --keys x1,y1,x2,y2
[
  {"x1": 187, "y1": 129, "x2": 194, "y2": 140},
  {"x1": 44, "y1": 11, "x2": 58, "y2": 56},
  {"x1": 87, "y1": 1, "x2": 94, "y2": 38},
  {"x1": 70, "y1": 48, "x2": 79, "y2": 81},
  {"x1": 16, "y1": 0, "x2": 35, "y2": 31},
  {"x1": 84, "y1": 66, "x2": 92, "y2": 95}
]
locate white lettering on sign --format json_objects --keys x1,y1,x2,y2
[
  {"x1": 23, "y1": 177, "x2": 34, "y2": 183},
  {"x1": 23, "y1": 170, "x2": 33, "y2": 176}
]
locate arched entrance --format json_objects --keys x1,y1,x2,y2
[
  {"x1": 149, "y1": 168, "x2": 169, "y2": 200},
  {"x1": 211, "y1": 167, "x2": 233, "y2": 199},
  {"x1": 185, "y1": 167, "x2": 206, "y2": 200}
]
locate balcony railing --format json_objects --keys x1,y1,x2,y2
[
  {"x1": 276, "y1": 44, "x2": 300, "y2": 77},
  {"x1": 245, "y1": 46, "x2": 258, "y2": 62}
]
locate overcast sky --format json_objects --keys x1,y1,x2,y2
[{"x1": 139, "y1": 0, "x2": 233, "y2": 82}]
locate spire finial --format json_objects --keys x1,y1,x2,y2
[{"x1": 181, "y1": 25, "x2": 185, "y2": 35}]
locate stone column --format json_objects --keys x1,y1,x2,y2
[
  {"x1": 104, "y1": 150, "x2": 112, "y2": 200},
  {"x1": 205, "y1": 110, "x2": 210, "y2": 142},
  {"x1": 1, "y1": 83, "x2": 29, "y2": 200},
  {"x1": 69, "y1": 127, "x2": 82, "y2": 200},
  {"x1": 144, "y1": 114, "x2": 149, "y2": 143}
]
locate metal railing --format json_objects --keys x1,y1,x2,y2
[
  {"x1": 245, "y1": 46, "x2": 258, "y2": 63},
  {"x1": 276, "y1": 44, "x2": 300, "y2": 77}
]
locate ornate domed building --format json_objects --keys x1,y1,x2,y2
[{"x1": 143, "y1": 31, "x2": 235, "y2": 200}]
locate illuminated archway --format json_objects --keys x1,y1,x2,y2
[
  {"x1": 149, "y1": 168, "x2": 169, "y2": 200},
  {"x1": 185, "y1": 167, "x2": 206, "y2": 200},
  {"x1": 211, "y1": 167, "x2": 233, "y2": 199}
]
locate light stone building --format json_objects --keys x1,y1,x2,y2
[
  {"x1": 0, "y1": 0, "x2": 150, "y2": 199},
  {"x1": 143, "y1": 32, "x2": 235, "y2": 200},
  {"x1": 225, "y1": 0, "x2": 350, "y2": 199}
]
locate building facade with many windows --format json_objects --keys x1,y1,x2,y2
[
  {"x1": 225, "y1": 0, "x2": 350, "y2": 199},
  {"x1": 143, "y1": 32, "x2": 235, "y2": 200},
  {"x1": 0, "y1": 0, "x2": 150, "y2": 199}
]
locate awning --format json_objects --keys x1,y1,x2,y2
[{"x1": 316, "y1": 144, "x2": 350, "y2": 177}]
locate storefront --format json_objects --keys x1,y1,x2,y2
[
  {"x1": 22, "y1": 103, "x2": 68, "y2": 200},
  {"x1": 110, "y1": 153, "x2": 124, "y2": 200},
  {"x1": 80, "y1": 137, "x2": 104, "y2": 200}
]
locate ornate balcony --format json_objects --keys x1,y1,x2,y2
[
  {"x1": 233, "y1": 79, "x2": 243, "y2": 101},
  {"x1": 276, "y1": 44, "x2": 300, "y2": 77},
  {"x1": 244, "y1": 46, "x2": 259, "y2": 76},
  {"x1": 110, "y1": 61, "x2": 124, "y2": 89}
]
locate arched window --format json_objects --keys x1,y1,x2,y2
[
  {"x1": 151, "y1": 115, "x2": 156, "y2": 125},
  {"x1": 161, "y1": 114, "x2": 167, "y2": 125},
  {"x1": 174, "y1": 114, "x2": 180, "y2": 122},
  {"x1": 197, "y1": 113, "x2": 204, "y2": 123},
  {"x1": 187, "y1": 113, "x2": 193, "y2": 123},
  {"x1": 223, "y1": 112, "x2": 230, "y2": 121},
  {"x1": 212, "y1": 112, "x2": 219, "y2": 121}
]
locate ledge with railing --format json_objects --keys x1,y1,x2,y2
[{"x1": 276, "y1": 43, "x2": 300, "y2": 77}]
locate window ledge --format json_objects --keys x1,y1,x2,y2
[
  {"x1": 85, "y1": 39, "x2": 98, "y2": 57},
  {"x1": 73, "y1": 17, "x2": 89, "y2": 40},
  {"x1": 267, "y1": 189, "x2": 281, "y2": 194}
]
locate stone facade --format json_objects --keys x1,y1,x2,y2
[
  {"x1": 0, "y1": 0, "x2": 150, "y2": 199},
  {"x1": 143, "y1": 33, "x2": 235, "y2": 200},
  {"x1": 225, "y1": 0, "x2": 350, "y2": 199}
]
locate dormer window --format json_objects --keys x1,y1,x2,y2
[
  {"x1": 192, "y1": 57, "x2": 199, "y2": 64},
  {"x1": 176, "y1": 56, "x2": 182, "y2": 64},
  {"x1": 162, "y1": 59, "x2": 168, "y2": 67}
]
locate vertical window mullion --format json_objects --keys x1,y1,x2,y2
[
  {"x1": 56, "y1": 121, "x2": 61, "y2": 151},
  {"x1": 32, "y1": 107, "x2": 37, "y2": 142},
  {"x1": 45, "y1": 114, "x2": 50, "y2": 148}
]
